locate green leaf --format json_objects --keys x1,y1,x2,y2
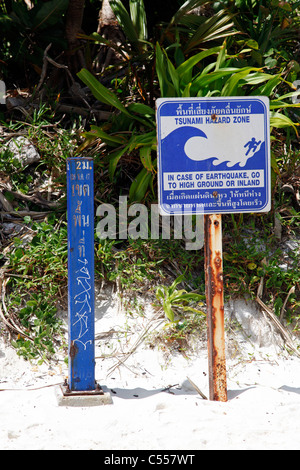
[
  {"x1": 163, "y1": 300, "x2": 175, "y2": 322},
  {"x1": 246, "y1": 39, "x2": 259, "y2": 50},
  {"x1": 221, "y1": 67, "x2": 260, "y2": 96},
  {"x1": 23, "y1": 215, "x2": 32, "y2": 224},
  {"x1": 11, "y1": 2, "x2": 31, "y2": 28},
  {"x1": 78, "y1": 69, "x2": 153, "y2": 127},
  {"x1": 127, "y1": 102, "x2": 155, "y2": 116},
  {"x1": 14, "y1": 248, "x2": 24, "y2": 260},
  {"x1": 247, "y1": 262, "x2": 257, "y2": 270},
  {"x1": 164, "y1": 50, "x2": 180, "y2": 94},
  {"x1": 264, "y1": 56, "x2": 277, "y2": 68},
  {"x1": 215, "y1": 40, "x2": 227, "y2": 71},
  {"x1": 128, "y1": 131, "x2": 157, "y2": 148},
  {"x1": 169, "y1": 273, "x2": 185, "y2": 293},
  {"x1": 107, "y1": 144, "x2": 131, "y2": 180},
  {"x1": 32, "y1": 0, "x2": 69, "y2": 30},
  {"x1": 139, "y1": 145, "x2": 153, "y2": 171},
  {"x1": 129, "y1": 0, "x2": 147, "y2": 41},
  {"x1": 176, "y1": 47, "x2": 221, "y2": 83},
  {"x1": 168, "y1": 0, "x2": 209, "y2": 27},
  {"x1": 0, "y1": 15, "x2": 14, "y2": 31},
  {"x1": 110, "y1": 0, "x2": 140, "y2": 50},
  {"x1": 182, "y1": 82, "x2": 191, "y2": 97},
  {"x1": 253, "y1": 74, "x2": 281, "y2": 96},
  {"x1": 77, "y1": 68, "x2": 131, "y2": 116},
  {"x1": 271, "y1": 151, "x2": 280, "y2": 175},
  {"x1": 177, "y1": 292, "x2": 204, "y2": 302},
  {"x1": 155, "y1": 43, "x2": 176, "y2": 96},
  {"x1": 156, "y1": 286, "x2": 166, "y2": 301},
  {"x1": 271, "y1": 89, "x2": 300, "y2": 103},
  {"x1": 184, "y1": 10, "x2": 235, "y2": 53},
  {"x1": 270, "y1": 112, "x2": 299, "y2": 132},
  {"x1": 129, "y1": 167, "x2": 153, "y2": 202},
  {"x1": 244, "y1": 71, "x2": 274, "y2": 86},
  {"x1": 191, "y1": 67, "x2": 249, "y2": 93},
  {"x1": 88, "y1": 126, "x2": 127, "y2": 145},
  {"x1": 77, "y1": 32, "x2": 125, "y2": 60},
  {"x1": 270, "y1": 101, "x2": 300, "y2": 110}
]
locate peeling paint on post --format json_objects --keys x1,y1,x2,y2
[
  {"x1": 204, "y1": 213, "x2": 227, "y2": 402},
  {"x1": 67, "y1": 157, "x2": 95, "y2": 392}
]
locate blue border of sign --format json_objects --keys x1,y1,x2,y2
[{"x1": 156, "y1": 96, "x2": 270, "y2": 215}]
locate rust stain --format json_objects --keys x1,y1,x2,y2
[
  {"x1": 69, "y1": 340, "x2": 79, "y2": 385},
  {"x1": 204, "y1": 214, "x2": 227, "y2": 402},
  {"x1": 70, "y1": 340, "x2": 78, "y2": 359}
]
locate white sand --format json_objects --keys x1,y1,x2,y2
[{"x1": 1, "y1": 292, "x2": 300, "y2": 450}]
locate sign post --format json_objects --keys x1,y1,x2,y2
[
  {"x1": 65, "y1": 157, "x2": 100, "y2": 394},
  {"x1": 156, "y1": 96, "x2": 270, "y2": 401},
  {"x1": 204, "y1": 213, "x2": 227, "y2": 401}
]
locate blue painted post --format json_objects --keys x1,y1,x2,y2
[{"x1": 66, "y1": 157, "x2": 95, "y2": 392}]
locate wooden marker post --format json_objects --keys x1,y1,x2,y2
[{"x1": 204, "y1": 213, "x2": 227, "y2": 402}]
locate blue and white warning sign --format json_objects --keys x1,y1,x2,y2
[{"x1": 156, "y1": 97, "x2": 270, "y2": 215}]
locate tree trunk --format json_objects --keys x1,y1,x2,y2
[
  {"x1": 95, "y1": 0, "x2": 125, "y2": 73},
  {"x1": 97, "y1": 0, "x2": 117, "y2": 32},
  {"x1": 65, "y1": 0, "x2": 86, "y2": 72}
]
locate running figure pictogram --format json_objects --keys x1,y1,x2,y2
[{"x1": 244, "y1": 137, "x2": 261, "y2": 156}]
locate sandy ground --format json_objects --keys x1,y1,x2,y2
[{"x1": 1, "y1": 292, "x2": 300, "y2": 451}]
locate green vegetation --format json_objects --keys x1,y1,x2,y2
[
  {"x1": 0, "y1": 0, "x2": 299, "y2": 361},
  {"x1": 7, "y1": 220, "x2": 68, "y2": 361},
  {"x1": 156, "y1": 274, "x2": 205, "y2": 322}
]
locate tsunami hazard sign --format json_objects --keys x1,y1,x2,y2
[{"x1": 156, "y1": 96, "x2": 271, "y2": 215}]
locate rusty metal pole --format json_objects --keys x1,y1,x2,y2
[{"x1": 204, "y1": 213, "x2": 227, "y2": 402}]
